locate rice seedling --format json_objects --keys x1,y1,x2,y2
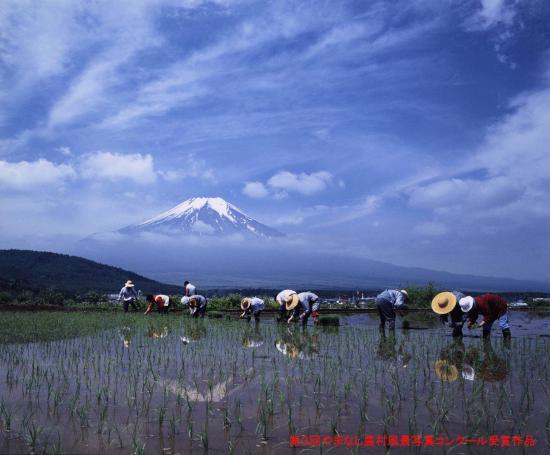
[{"x1": 0, "y1": 311, "x2": 546, "y2": 453}]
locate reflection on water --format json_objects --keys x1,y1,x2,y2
[
  {"x1": 0, "y1": 312, "x2": 547, "y2": 454},
  {"x1": 275, "y1": 326, "x2": 320, "y2": 359},
  {"x1": 434, "y1": 339, "x2": 509, "y2": 383},
  {"x1": 241, "y1": 326, "x2": 264, "y2": 348}
]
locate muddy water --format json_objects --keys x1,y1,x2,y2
[{"x1": 0, "y1": 313, "x2": 549, "y2": 454}]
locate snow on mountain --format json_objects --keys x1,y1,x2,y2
[{"x1": 120, "y1": 197, "x2": 284, "y2": 238}]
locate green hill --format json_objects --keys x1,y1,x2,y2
[{"x1": 0, "y1": 249, "x2": 181, "y2": 295}]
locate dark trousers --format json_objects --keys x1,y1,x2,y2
[
  {"x1": 123, "y1": 299, "x2": 137, "y2": 312},
  {"x1": 376, "y1": 298, "x2": 395, "y2": 330},
  {"x1": 277, "y1": 305, "x2": 287, "y2": 322},
  {"x1": 192, "y1": 306, "x2": 206, "y2": 318}
]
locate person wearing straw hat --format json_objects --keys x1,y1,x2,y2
[
  {"x1": 118, "y1": 280, "x2": 138, "y2": 312},
  {"x1": 144, "y1": 294, "x2": 170, "y2": 315},
  {"x1": 284, "y1": 292, "x2": 301, "y2": 324},
  {"x1": 432, "y1": 291, "x2": 467, "y2": 338},
  {"x1": 459, "y1": 293, "x2": 511, "y2": 340},
  {"x1": 375, "y1": 289, "x2": 409, "y2": 331},
  {"x1": 289, "y1": 292, "x2": 320, "y2": 326},
  {"x1": 275, "y1": 289, "x2": 297, "y2": 322},
  {"x1": 240, "y1": 297, "x2": 265, "y2": 322},
  {"x1": 181, "y1": 294, "x2": 207, "y2": 318}
]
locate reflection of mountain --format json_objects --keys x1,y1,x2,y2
[{"x1": 160, "y1": 369, "x2": 253, "y2": 402}]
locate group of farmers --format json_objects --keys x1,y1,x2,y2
[
  {"x1": 118, "y1": 280, "x2": 511, "y2": 339},
  {"x1": 376, "y1": 288, "x2": 511, "y2": 339}
]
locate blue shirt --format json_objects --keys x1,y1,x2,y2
[
  {"x1": 377, "y1": 289, "x2": 406, "y2": 308},
  {"x1": 298, "y1": 292, "x2": 319, "y2": 312},
  {"x1": 119, "y1": 286, "x2": 138, "y2": 301},
  {"x1": 248, "y1": 297, "x2": 264, "y2": 314}
]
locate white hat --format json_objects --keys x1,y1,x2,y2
[
  {"x1": 459, "y1": 296, "x2": 474, "y2": 313},
  {"x1": 400, "y1": 289, "x2": 408, "y2": 297},
  {"x1": 462, "y1": 364, "x2": 475, "y2": 381},
  {"x1": 125, "y1": 280, "x2": 135, "y2": 287},
  {"x1": 181, "y1": 296, "x2": 190, "y2": 306}
]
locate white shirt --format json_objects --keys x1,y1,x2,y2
[
  {"x1": 155, "y1": 294, "x2": 170, "y2": 307},
  {"x1": 276, "y1": 289, "x2": 296, "y2": 306},
  {"x1": 248, "y1": 297, "x2": 265, "y2": 313},
  {"x1": 185, "y1": 283, "x2": 196, "y2": 296}
]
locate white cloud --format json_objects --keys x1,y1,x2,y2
[
  {"x1": 242, "y1": 181, "x2": 269, "y2": 198},
  {"x1": 267, "y1": 170, "x2": 334, "y2": 195},
  {"x1": 468, "y1": 0, "x2": 516, "y2": 30},
  {"x1": 408, "y1": 176, "x2": 525, "y2": 212},
  {"x1": 81, "y1": 151, "x2": 156, "y2": 183},
  {"x1": 0, "y1": 158, "x2": 75, "y2": 190},
  {"x1": 243, "y1": 170, "x2": 337, "y2": 198}
]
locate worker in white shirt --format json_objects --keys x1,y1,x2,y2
[
  {"x1": 275, "y1": 289, "x2": 297, "y2": 322},
  {"x1": 240, "y1": 297, "x2": 265, "y2": 322},
  {"x1": 118, "y1": 280, "x2": 138, "y2": 312}
]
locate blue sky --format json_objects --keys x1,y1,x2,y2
[{"x1": 0, "y1": 0, "x2": 549, "y2": 282}]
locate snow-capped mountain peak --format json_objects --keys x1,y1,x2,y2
[{"x1": 121, "y1": 197, "x2": 284, "y2": 238}]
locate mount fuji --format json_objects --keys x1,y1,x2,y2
[{"x1": 119, "y1": 197, "x2": 284, "y2": 238}]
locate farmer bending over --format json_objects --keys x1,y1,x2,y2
[
  {"x1": 459, "y1": 294, "x2": 511, "y2": 340},
  {"x1": 182, "y1": 295, "x2": 207, "y2": 318},
  {"x1": 432, "y1": 291, "x2": 467, "y2": 337},
  {"x1": 144, "y1": 294, "x2": 170, "y2": 315},
  {"x1": 119, "y1": 280, "x2": 138, "y2": 312},
  {"x1": 275, "y1": 289, "x2": 297, "y2": 322},
  {"x1": 289, "y1": 292, "x2": 320, "y2": 326},
  {"x1": 240, "y1": 297, "x2": 265, "y2": 322},
  {"x1": 375, "y1": 289, "x2": 409, "y2": 331}
]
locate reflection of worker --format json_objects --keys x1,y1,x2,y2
[
  {"x1": 183, "y1": 281, "x2": 196, "y2": 297},
  {"x1": 431, "y1": 291, "x2": 466, "y2": 337},
  {"x1": 241, "y1": 326, "x2": 264, "y2": 348},
  {"x1": 182, "y1": 295, "x2": 207, "y2": 318},
  {"x1": 459, "y1": 294, "x2": 511, "y2": 340},
  {"x1": 434, "y1": 339, "x2": 466, "y2": 382},
  {"x1": 180, "y1": 321, "x2": 207, "y2": 344},
  {"x1": 289, "y1": 292, "x2": 320, "y2": 326},
  {"x1": 144, "y1": 294, "x2": 170, "y2": 315},
  {"x1": 275, "y1": 327, "x2": 319, "y2": 359},
  {"x1": 377, "y1": 330, "x2": 397, "y2": 360},
  {"x1": 147, "y1": 326, "x2": 169, "y2": 338},
  {"x1": 275, "y1": 290, "x2": 297, "y2": 322},
  {"x1": 118, "y1": 326, "x2": 134, "y2": 348},
  {"x1": 434, "y1": 339, "x2": 508, "y2": 383},
  {"x1": 240, "y1": 297, "x2": 264, "y2": 322},
  {"x1": 375, "y1": 289, "x2": 409, "y2": 331},
  {"x1": 476, "y1": 342, "x2": 508, "y2": 382},
  {"x1": 118, "y1": 280, "x2": 138, "y2": 312}
]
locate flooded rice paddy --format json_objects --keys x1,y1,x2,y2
[{"x1": 0, "y1": 311, "x2": 549, "y2": 454}]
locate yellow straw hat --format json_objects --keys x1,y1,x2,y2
[
  {"x1": 285, "y1": 293, "x2": 300, "y2": 311},
  {"x1": 241, "y1": 298, "x2": 251, "y2": 310},
  {"x1": 434, "y1": 360, "x2": 459, "y2": 382},
  {"x1": 431, "y1": 292, "x2": 457, "y2": 315}
]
